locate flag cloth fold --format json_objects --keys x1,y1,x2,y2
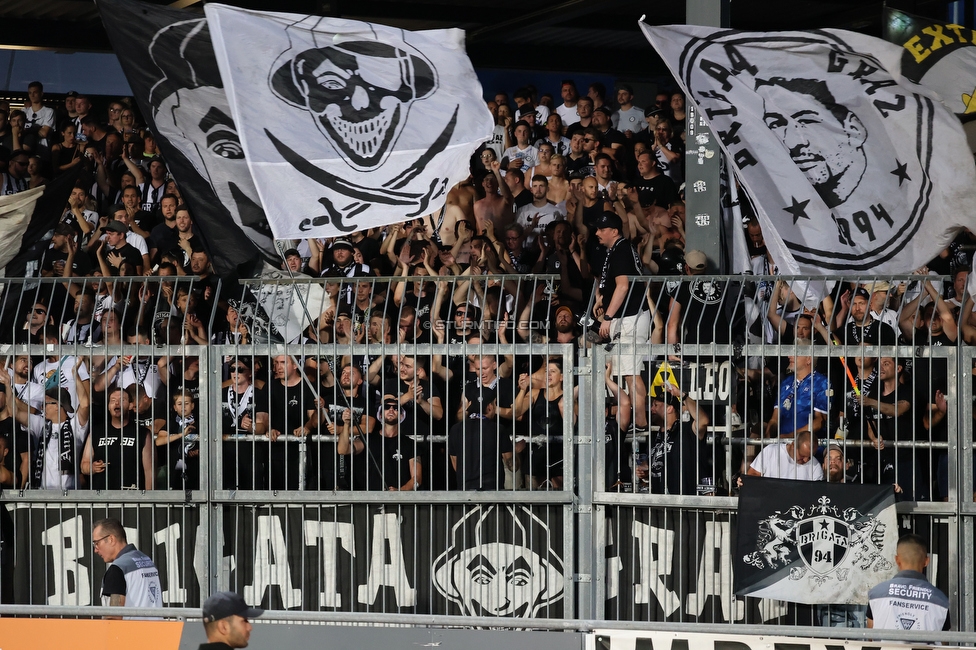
[
  {"x1": 883, "y1": 7, "x2": 976, "y2": 118},
  {"x1": 734, "y1": 476, "x2": 897, "y2": 604},
  {"x1": 640, "y1": 24, "x2": 976, "y2": 275},
  {"x1": 97, "y1": 0, "x2": 275, "y2": 278},
  {"x1": 204, "y1": 3, "x2": 494, "y2": 239},
  {"x1": 0, "y1": 187, "x2": 46, "y2": 272}
]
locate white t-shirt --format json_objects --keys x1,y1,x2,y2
[
  {"x1": 555, "y1": 103, "x2": 580, "y2": 127},
  {"x1": 613, "y1": 106, "x2": 646, "y2": 133},
  {"x1": 32, "y1": 356, "x2": 90, "y2": 411},
  {"x1": 516, "y1": 201, "x2": 564, "y2": 244},
  {"x1": 26, "y1": 413, "x2": 89, "y2": 490},
  {"x1": 8, "y1": 373, "x2": 45, "y2": 412},
  {"x1": 125, "y1": 232, "x2": 149, "y2": 256},
  {"x1": 502, "y1": 145, "x2": 539, "y2": 173},
  {"x1": 750, "y1": 442, "x2": 824, "y2": 481},
  {"x1": 25, "y1": 105, "x2": 56, "y2": 147}
]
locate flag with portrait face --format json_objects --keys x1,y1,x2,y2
[
  {"x1": 640, "y1": 24, "x2": 976, "y2": 276},
  {"x1": 204, "y1": 3, "x2": 494, "y2": 239},
  {"x1": 97, "y1": 0, "x2": 277, "y2": 278}
]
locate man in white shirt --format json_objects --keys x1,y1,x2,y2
[
  {"x1": 612, "y1": 85, "x2": 645, "y2": 137},
  {"x1": 748, "y1": 430, "x2": 824, "y2": 481},
  {"x1": 555, "y1": 80, "x2": 580, "y2": 129},
  {"x1": 24, "y1": 82, "x2": 56, "y2": 150},
  {"x1": 516, "y1": 175, "x2": 563, "y2": 247}
]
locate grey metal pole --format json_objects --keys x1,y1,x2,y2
[{"x1": 684, "y1": 0, "x2": 729, "y2": 273}]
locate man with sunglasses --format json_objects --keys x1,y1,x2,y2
[
  {"x1": 92, "y1": 517, "x2": 161, "y2": 614},
  {"x1": 221, "y1": 358, "x2": 269, "y2": 490}
]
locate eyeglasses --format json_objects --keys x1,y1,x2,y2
[
  {"x1": 109, "y1": 107, "x2": 121, "y2": 113},
  {"x1": 34, "y1": 308, "x2": 47, "y2": 314},
  {"x1": 455, "y1": 310, "x2": 468, "y2": 316},
  {"x1": 383, "y1": 403, "x2": 399, "y2": 410},
  {"x1": 93, "y1": 534, "x2": 111, "y2": 547},
  {"x1": 45, "y1": 400, "x2": 59, "y2": 407},
  {"x1": 230, "y1": 366, "x2": 247, "y2": 372},
  {"x1": 583, "y1": 138, "x2": 596, "y2": 143}
]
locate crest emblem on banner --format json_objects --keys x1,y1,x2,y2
[{"x1": 743, "y1": 496, "x2": 891, "y2": 584}]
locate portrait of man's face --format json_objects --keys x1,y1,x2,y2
[
  {"x1": 449, "y1": 543, "x2": 552, "y2": 617},
  {"x1": 149, "y1": 19, "x2": 275, "y2": 252},
  {"x1": 756, "y1": 77, "x2": 867, "y2": 208},
  {"x1": 432, "y1": 506, "x2": 564, "y2": 618}
]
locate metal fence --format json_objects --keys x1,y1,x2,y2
[{"x1": 0, "y1": 274, "x2": 972, "y2": 635}]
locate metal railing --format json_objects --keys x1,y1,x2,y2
[{"x1": 0, "y1": 273, "x2": 972, "y2": 637}]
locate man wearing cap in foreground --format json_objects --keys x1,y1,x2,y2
[
  {"x1": 200, "y1": 591, "x2": 264, "y2": 649},
  {"x1": 595, "y1": 210, "x2": 649, "y2": 431}
]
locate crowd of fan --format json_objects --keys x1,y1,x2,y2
[{"x1": 0, "y1": 80, "x2": 974, "y2": 501}]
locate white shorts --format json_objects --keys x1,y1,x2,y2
[{"x1": 610, "y1": 310, "x2": 650, "y2": 376}]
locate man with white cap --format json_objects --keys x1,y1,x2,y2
[{"x1": 200, "y1": 591, "x2": 264, "y2": 649}]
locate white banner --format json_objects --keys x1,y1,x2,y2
[
  {"x1": 0, "y1": 186, "x2": 44, "y2": 271},
  {"x1": 592, "y1": 629, "x2": 968, "y2": 650},
  {"x1": 206, "y1": 4, "x2": 493, "y2": 239},
  {"x1": 640, "y1": 24, "x2": 976, "y2": 275}
]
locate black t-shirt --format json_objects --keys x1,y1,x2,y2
[
  {"x1": 448, "y1": 416, "x2": 511, "y2": 490},
  {"x1": 101, "y1": 564, "x2": 127, "y2": 597},
  {"x1": 598, "y1": 127, "x2": 627, "y2": 151},
  {"x1": 357, "y1": 425, "x2": 422, "y2": 491},
  {"x1": 41, "y1": 246, "x2": 93, "y2": 277},
  {"x1": 88, "y1": 416, "x2": 150, "y2": 490},
  {"x1": 511, "y1": 189, "x2": 533, "y2": 210},
  {"x1": 649, "y1": 419, "x2": 699, "y2": 495},
  {"x1": 600, "y1": 237, "x2": 646, "y2": 318},
  {"x1": 148, "y1": 222, "x2": 180, "y2": 256},
  {"x1": 109, "y1": 242, "x2": 144, "y2": 271},
  {"x1": 221, "y1": 384, "x2": 271, "y2": 436},
  {"x1": 268, "y1": 379, "x2": 318, "y2": 436},
  {"x1": 0, "y1": 416, "x2": 28, "y2": 488},
  {"x1": 564, "y1": 154, "x2": 593, "y2": 180},
  {"x1": 832, "y1": 318, "x2": 898, "y2": 346},
  {"x1": 867, "y1": 381, "x2": 914, "y2": 442},
  {"x1": 667, "y1": 278, "x2": 731, "y2": 344},
  {"x1": 633, "y1": 173, "x2": 679, "y2": 208}
]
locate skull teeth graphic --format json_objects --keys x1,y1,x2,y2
[{"x1": 327, "y1": 105, "x2": 396, "y2": 161}]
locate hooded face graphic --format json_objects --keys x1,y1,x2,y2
[{"x1": 271, "y1": 40, "x2": 436, "y2": 170}]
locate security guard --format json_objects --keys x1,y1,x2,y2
[
  {"x1": 866, "y1": 534, "x2": 950, "y2": 631},
  {"x1": 92, "y1": 518, "x2": 162, "y2": 613}
]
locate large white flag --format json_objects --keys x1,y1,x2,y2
[
  {"x1": 641, "y1": 24, "x2": 976, "y2": 275},
  {"x1": 0, "y1": 186, "x2": 45, "y2": 272},
  {"x1": 206, "y1": 4, "x2": 494, "y2": 239}
]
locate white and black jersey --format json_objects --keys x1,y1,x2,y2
[
  {"x1": 867, "y1": 569, "x2": 950, "y2": 631},
  {"x1": 139, "y1": 181, "x2": 166, "y2": 214},
  {"x1": 1, "y1": 173, "x2": 28, "y2": 196}
]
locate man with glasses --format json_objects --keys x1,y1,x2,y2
[
  {"x1": 92, "y1": 517, "x2": 161, "y2": 613},
  {"x1": 221, "y1": 358, "x2": 269, "y2": 490},
  {"x1": 1, "y1": 149, "x2": 30, "y2": 195}
]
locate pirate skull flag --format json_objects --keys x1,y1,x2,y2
[
  {"x1": 734, "y1": 477, "x2": 898, "y2": 604},
  {"x1": 640, "y1": 24, "x2": 976, "y2": 275},
  {"x1": 205, "y1": 4, "x2": 494, "y2": 239},
  {"x1": 883, "y1": 7, "x2": 976, "y2": 118}
]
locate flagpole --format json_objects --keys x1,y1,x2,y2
[{"x1": 684, "y1": 0, "x2": 730, "y2": 273}]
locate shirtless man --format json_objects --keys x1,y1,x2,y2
[
  {"x1": 425, "y1": 178, "x2": 475, "y2": 246},
  {"x1": 473, "y1": 160, "x2": 513, "y2": 235},
  {"x1": 547, "y1": 155, "x2": 570, "y2": 205}
]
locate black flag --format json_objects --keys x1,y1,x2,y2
[
  {"x1": 97, "y1": 0, "x2": 276, "y2": 278},
  {"x1": 734, "y1": 477, "x2": 897, "y2": 604}
]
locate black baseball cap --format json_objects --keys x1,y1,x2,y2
[
  {"x1": 644, "y1": 107, "x2": 665, "y2": 118},
  {"x1": 202, "y1": 591, "x2": 264, "y2": 623},
  {"x1": 594, "y1": 105, "x2": 613, "y2": 117},
  {"x1": 104, "y1": 220, "x2": 127, "y2": 234},
  {"x1": 594, "y1": 211, "x2": 623, "y2": 231},
  {"x1": 331, "y1": 239, "x2": 354, "y2": 251},
  {"x1": 853, "y1": 287, "x2": 871, "y2": 301},
  {"x1": 65, "y1": 91, "x2": 78, "y2": 98},
  {"x1": 44, "y1": 387, "x2": 72, "y2": 408}
]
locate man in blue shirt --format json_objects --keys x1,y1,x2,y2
[{"x1": 764, "y1": 339, "x2": 830, "y2": 439}]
